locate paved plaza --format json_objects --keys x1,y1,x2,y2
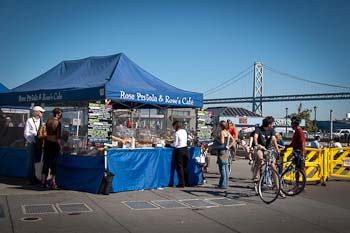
[{"x1": 0, "y1": 158, "x2": 349, "y2": 233}]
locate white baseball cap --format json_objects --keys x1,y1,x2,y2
[{"x1": 32, "y1": 106, "x2": 45, "y2": 112}]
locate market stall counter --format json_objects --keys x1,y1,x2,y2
[
  {"x1": 54, "y1": 147, "x2": 202, "y2": 194},
  {"x1": 0, "y1": 147, "x2": 27, "y2": 177},
  {"x1": 56, "y1": 154, "x2": 105, "y2": 194},
  {"x1": 0, "y1": 141, "x2": 203, "y2": 194},
  {"x1": 107, "y1": 147, "x2": 202, "y2": 193}
]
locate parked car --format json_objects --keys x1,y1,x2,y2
[{"x1": 333, "y1": 129, "x2": 350, "y2": 139}]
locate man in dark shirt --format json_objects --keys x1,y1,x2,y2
[
  {"x1": 252, "y1": 116, "x2": 284, "y2": 197},
  {"x1": 252, "y1": 116, "x2": 280, "y2": 181}
]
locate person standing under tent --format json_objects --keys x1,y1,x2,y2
[
  {"x1": 24, "y1": 106, "x2": 45, "y2": 185},
  {"x1": 172, "y1": 121, "x2": 189, "y2": 188},
  {"x1": 41, "y1": 108, "x2": 63, "y2": 189}
]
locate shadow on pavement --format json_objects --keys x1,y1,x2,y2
[{"x1": 0, "y1": 176, "x2": 49, "y2": 192}]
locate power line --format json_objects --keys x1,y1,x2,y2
[
  {"x1": 265, "y1": 65, "x2": 350, "y2": 89},
  {"x1": 204, "y1": 65, "x2": 253, "y2": 97}
]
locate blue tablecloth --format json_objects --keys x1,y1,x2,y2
[
  {"x1": 0, "y1": 147, "x2": 27, "y2": 177},
  {"x1": 107, "y1": 147, "x2": 202, "y2": 193},
  {"x1": 0, "y1": 147, "x2": 202, "y2": 194},
  {"x1": 0, "y1": 148, "x2": 104, "y2": 193},
  {"x1": 55, "y1": 154, "x2": 105, "y2": 194}
]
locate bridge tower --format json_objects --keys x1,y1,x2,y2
[{"x1": 252, "y1": 62, "x2": 263, "y2": 116}]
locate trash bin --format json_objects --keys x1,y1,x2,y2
[{"x1": 98, "y1": 171, "x2": 115, "y2": 195}]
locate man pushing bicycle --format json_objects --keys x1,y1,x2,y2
[{"x1": 285, "y1": 116, "x2": 306, "y2": 172}]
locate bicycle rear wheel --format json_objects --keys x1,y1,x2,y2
[
  {"x1": 227, "y1": 151, "x2": 233, "y2": 176},
  {"x1": 258, "y1": 167, "x2": 280, "y2": 204},
  {"x1": 281, "y1": 167, "x2": 306, "y2": 196}
]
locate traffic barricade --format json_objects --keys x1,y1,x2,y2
[
  {"x1": 305, "y1": 148, "x2": 326, "y2": 183},
  {"x1": 326, "y1": 147, "x2": 350, "y2": 180},
  {"x1": 283, "y1": 148, "x2": 325, "y2": 184}
]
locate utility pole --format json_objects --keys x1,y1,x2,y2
[
  {"x1": 330, "y1": 109, "x2": 333, "y2": 140},
  {"x1": 313, "y1": 106, "x2": 317, "y2": 137},
  {"x1": 285, "y1": 107, "x2": 288, "y2": 136}
]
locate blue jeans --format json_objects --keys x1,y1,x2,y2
[{"x1": 218, "y1": 163, "x2": 229, "y2": 188}]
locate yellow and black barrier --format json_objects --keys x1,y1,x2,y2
[
  {"x1": 326, "y1": 148, "x2": 350, "y2": 180},
  {"x1": 282, "y1": 147, "x2": 350, "y2": 185}
]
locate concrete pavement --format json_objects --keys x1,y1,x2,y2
[{"x1": 0, "y1": 157, "x2": 349, "y2": 233}]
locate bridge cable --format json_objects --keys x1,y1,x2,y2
[
  {"x1": 265, "y1": 65, "x2": 350, "y2": 89},
  {"x1": 204, "y1": 65, "x2": 254, "y2": 97},
  {"x1": 204, "y1": 68, "x2": 253, "y2": 97}
]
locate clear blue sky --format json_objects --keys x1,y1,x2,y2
[{"x1": 1, "y1": 0, "x2": 349, "y2": 120}]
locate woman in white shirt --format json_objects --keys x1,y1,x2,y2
[{"x1": 172, "y1": 121, "x2": 189, "y2": 188}]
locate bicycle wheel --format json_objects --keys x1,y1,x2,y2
[
  {"x1": 258, "y1": 166, "x2": 280, "y2": 204},
  {"x1": 251, "y1": 160, "x2": 259, "y2": 195},
  {"x1": 227, "y1": 151, "x2": 233, "y2": 176},
  {"x1": 281, "y1": 167, "x2": 306, "y2": 196}
]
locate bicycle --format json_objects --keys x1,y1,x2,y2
[
  {"x1": 278, "y1": 149, "x2": 306, "y2": 196},
  {"x1": 254, "y1": 147, "x2": 281, "y2": 204}
]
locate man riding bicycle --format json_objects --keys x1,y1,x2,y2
[{"x1": 252, "y1": 116, "x2": 285, "y2": 197}]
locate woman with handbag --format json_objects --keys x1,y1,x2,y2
[{"x1": 215, "y1": 120, "x2": 234, "y2": 189}]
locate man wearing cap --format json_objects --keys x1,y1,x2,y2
[{"x1": 24, "y1": 106, "x2": 45, "y2": 184}]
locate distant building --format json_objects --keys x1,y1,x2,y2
[
  {"x1": 316, "y1": 120, "x2": 350, "y2": 132},
  {"x1": 206, "y1": 107, "x2": 262, "y2": 131},
  {"x1": 205, "y1": 106, "x2": 305, "y2": 137}
]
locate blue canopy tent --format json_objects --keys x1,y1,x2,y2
[
  {"x1": 0, "y1": 53, "x2": 203, "y2": 108},
  {"x1": 0, "y1": 54, "x2": 203, "y2": 193},
  {"x1": 0, "y1": 83, "x2": 8, "y2": 93}
]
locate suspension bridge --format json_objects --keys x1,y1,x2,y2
[{"x1": 203, "y1": 62, "x2": 350, "y2": 116}]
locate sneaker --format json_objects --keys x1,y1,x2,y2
[
  {"x1": 248, "y1": 159, "x2": 253, "y2": 165},
  {"x1": 279, "y1": 191, "x2": 286, "y2": 199},
  {"x1": 287, "y1": 191, "x2": 294, "y2": 195}
]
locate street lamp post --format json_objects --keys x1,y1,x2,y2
[
  {"x1": 285, "y1": 107, "x2": 288, "y2": 136},
  {"x1": 313, "y1": 106, "x2": 317, "y2": 137},
  {"x1": 330, "y1": 110, "x2": 333, "y2": 140}
]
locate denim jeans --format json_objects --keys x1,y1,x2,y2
[{"x1": 218, "y1": 163, "x2": 229, "y2": 188}]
